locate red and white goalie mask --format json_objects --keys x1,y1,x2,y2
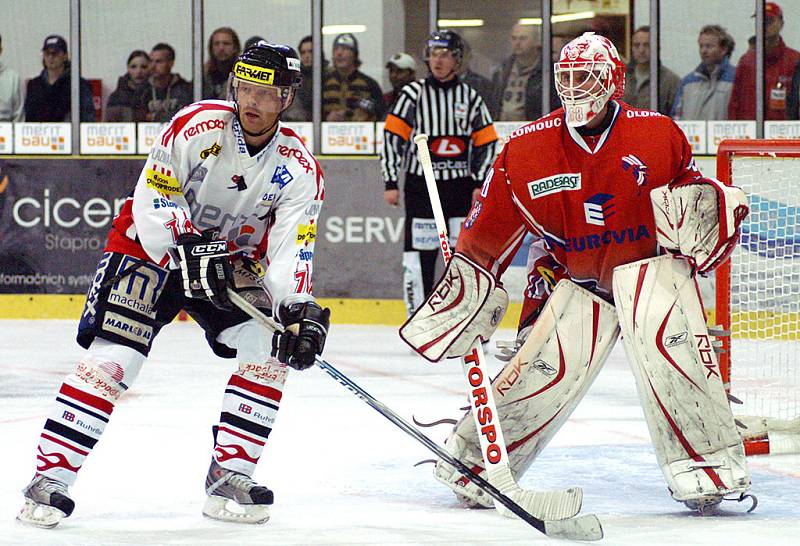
[{"x1": 554, "y1": 32, "x2": 626, "y2": 127}]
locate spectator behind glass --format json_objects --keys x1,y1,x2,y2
[
  {"x1": 490, "y1": 24, "x2": 559, "y2": 121},
  {"x1": 672, "y1": 25, "x2": 736, "y2": 120},
  {"x1": 383, "y1": 52, "x2": 416, "y2": 113},
  {"x1": 203, "y1": 27, "x2": 240, "y2": 99},
  {"x1": 729, "y1": 2, "x2": 800, "y2": 120},
  {"x1": 622, "y1": 26, "x2": 680, "y2": 115},
  {"x1": 322, "y1": 33, "x2": 384, "y2": 121},
  {"x1": 0, "y1": 33, "x2": 23, "y2": 121},
  {"x1": 104, "y1": 50, "x2": 151, "y2": 122},
  {"x1": 148, "y1": 43, "x2": 193, "y2": 122},
  {"x1": 282, "y1": 35, "x2": 320, "y2": 122},
  {"x1": 24, "y1": 35, "x2": 95, "y2": 122},
  {"x1": 458, "y1": 38, "x2": 493, "y2": 107}
]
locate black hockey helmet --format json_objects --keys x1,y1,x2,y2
[
  {"x1": 232, "y1": 41, "x2": 303, "y2": 89},
  {"x1": 423, "y1": 29, "x2": 464, "y2": 62}
]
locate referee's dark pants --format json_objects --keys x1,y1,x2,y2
[{"x1": 402, "y1": 173, "x2": 474, "y2": 314}]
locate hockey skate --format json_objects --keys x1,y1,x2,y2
[
  {"x1": 203, "y1": 458, "x2": 273, "y2": 524},
  {"x1": 17, "y1": 474, "x2": 75, "y2": 528},
  {"x1": 682, "y1": 492, "x2": 758, "y2": 516}
]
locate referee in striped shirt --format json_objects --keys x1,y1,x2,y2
[{"x1": 380, "y1": 30, "x2": 499, "y2": 316}]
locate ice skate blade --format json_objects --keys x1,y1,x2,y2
[
  {"x1": 16, "y1": 499, "x2": 67, "y2": 529},
  {"x1": 202, "y1": 495, "x2": 270, "y2": 524}
]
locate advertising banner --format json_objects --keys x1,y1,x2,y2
[
  {"x1": 14, "y1": 123, "x2": 71, "y2": 154},
  {"x1": 0, "y1": 158, "x2": 143, "y2": 294},
  {"x1": 283, "y1": 122, "x2": 314, "y2": 151},
  {"x1": 707, "y1": 121, "x2": 756, "y2": 154},
  {"x1": 80, "y1": 123, "x2": 136, "y2": 155},
  {"x1": 675, "y1": 120, "x2": 707, "y2": 155},
  {"x1": 321, "y1": 122, "x2": 374, "y2": 154},
  {"x1": 137, "y1": 123, "x2": 167, "y2": 154},
  {"x1": 764, "y1": 121, "x2": 800, "y2": 140},
  {"x1": 0, "y1": 123, "x2": 12, "y2": 154}
]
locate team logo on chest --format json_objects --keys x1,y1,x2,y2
[
  {"x1": 228, "y1": 174, "x2": 247, "y2": 191},
  {"x1": 271, "y1": 165, "x2": 294, "y2": 188},
  {"x1": 621, "y1": 154, "x2": 649, "y2": 186},
  {"x1": 583, "y1": 193, "x2": 616, "y2": 226}
]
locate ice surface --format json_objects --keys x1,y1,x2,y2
[{"x1": 1, "y1": 320, "x2": 799, "y2": 545}]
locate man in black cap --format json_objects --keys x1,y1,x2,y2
[
  {"x1": 322, "y1": 33, "x2": 384, "y2": 121},
  {"x1": 24, "y1": 35, "x2": 95, "y2": 122}
]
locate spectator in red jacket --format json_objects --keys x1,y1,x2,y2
[{"x1": 728, "y1": 2, "x2": 800, "y2": 120}]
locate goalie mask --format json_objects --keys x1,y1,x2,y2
[
  {"x1": 554, "y1": 32, "x2": 626, "y2": 127},
  {"x1": 229, "y1": 41, "x2": 302, "y2": 116}
]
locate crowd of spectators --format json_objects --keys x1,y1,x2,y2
[{"x1": 3, "y1": 4, "x2": 800, "y2": 125}]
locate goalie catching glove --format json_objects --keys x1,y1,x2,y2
[
  {"x1": 272, "y1": 300, "x2": 330, "y2": 370},
  {"x1": 651, "y1": 177, "x2": 749, "y2": 273},
  {"x1": 400, "y1": 253, "x2": 508, "y2": 362},
  {"x1": 173, "y1": 230, "x2": 235, "y2": 310}
]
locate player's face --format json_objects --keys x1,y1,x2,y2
[
  {"x1": 236, "y1": 81, "x2": 286, "y2": 132},
  {"x1": 631, "y1": 31, "x2": 650, "y2": 65},
  {"x1": 698, "y1": 33, "x2": 726, "y2": 67},
  {"x1": 556, "y1": 63, "x2": 607, "y2": 99},
  {"x1": 429, "y1": 48, "x2": 458, "y2": 81}
]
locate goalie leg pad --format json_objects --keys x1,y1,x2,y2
[
  {"x1": 435, "y1": 280, "x2": 620, "y2": 518},
  {"x1": 400, "y1": 253, "x2": 508, "y2": 362},
  {"x1": 613, "y1": 255, "x2": 751, "y2": 503},
  {"x1": 402, "y1": 251, "x2": 425, "y2": 317}
]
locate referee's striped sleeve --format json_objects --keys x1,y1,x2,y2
[
  {"x1": 380, "y1": 84, "x2": 417, "y2": 188},
  {"x1": 469, "y1": 95, "x2": 499, "y2": 183}
]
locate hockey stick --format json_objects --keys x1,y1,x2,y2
[
  {"x1": 226, "y1": 288, "x2": 602, "y2": 541},
  {"x1": 412, "y1": 134, "x2": 589, "y2": 523}
]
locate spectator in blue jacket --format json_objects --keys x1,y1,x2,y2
[{"x1": 672, "y1": 25, "x2": 736, "y2": 120}]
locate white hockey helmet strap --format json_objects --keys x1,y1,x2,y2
[{"x1": 554, "y1": 32, "x2": 626, "y2": 127}]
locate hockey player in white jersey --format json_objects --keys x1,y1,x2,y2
[{"x1": 18, "y1": 41, "x2": 328, "y2": 527}]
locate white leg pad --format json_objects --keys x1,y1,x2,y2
[
  {"x1": 613, "y1": 255, "x2": 751, "y2": 503},
  {"x1": 435, "y1": 280, "x2": 620, "y2": 517}
]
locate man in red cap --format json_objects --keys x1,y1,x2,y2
[{"x1": 728, "y1": 2, "x2": 800, "y2": 120}]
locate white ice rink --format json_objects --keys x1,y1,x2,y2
[{"x1": 1, "y1": 320, "x2": 799, "y2": 545}]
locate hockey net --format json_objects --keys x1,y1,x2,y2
[{"x1": 716, "y1": 139, "x2": 800, "y2": 456}]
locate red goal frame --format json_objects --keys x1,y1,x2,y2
[{"x1": 715, "y1": 138, "x2": 800, "y2": 455}]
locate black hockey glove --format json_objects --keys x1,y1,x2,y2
[
  {"x1": 272, "y1": 301, "x2": 330, "y2": 370},
  {"x1": 173, "y1": 231, "x2": 234, "y2": 311}
]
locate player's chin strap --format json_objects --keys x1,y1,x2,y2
[{"x1": 225, "y1": 288, "x2": 603, "y2": 541}]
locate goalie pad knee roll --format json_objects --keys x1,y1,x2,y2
[
  {"x1": 612, "y1": 255, "x2": 751, "y2": 503},
  {"x1": 435, "y1": 280, "x2": 620, "y2": 514},
  {"x1": 400, "y1": 253, "x2": 508, "y2": 362},
  {"x1": 651, "y1": 178, "x2": 749, "y2": 274}
]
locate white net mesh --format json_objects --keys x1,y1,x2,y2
[{"x1": 727, "y1": 154, "x2": 800, "y2": 433}]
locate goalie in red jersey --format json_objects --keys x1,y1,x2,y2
[{"x1": 401, "y1": 32, "x2": 756, "y2": 515}]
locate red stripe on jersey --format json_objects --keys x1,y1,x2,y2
[
  {"x1": 161, "y1": 103, "x2": 234, "y2": 146},
  {"x1": 218, "y1": 425, "x2": 267, "y2": 447},
  {"x1": 41, "y1": 432, "x2": 90, "y2": 456},
  {"x1": 59, "y1": 383, "x2": 114, "y2": 415},
  {"x1": 229, "y1": 374, "x2": 283, "y2": 403},
  {"x1": 280, "y1": 127, "x2": 324, "y2": 199}
]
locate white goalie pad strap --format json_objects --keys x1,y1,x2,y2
[
  {"x1": 436, "y1": 280, "x2": 620, "y2": 510},
  {"x1": 613, "y1": 255, "x2": 750, "y2": 501},
  {"x1": 651, "y1": 178, "x2": 749, "y2": 274},
  {"x1": 400, "y1": 253, "x2": 508, "y2": 362}
]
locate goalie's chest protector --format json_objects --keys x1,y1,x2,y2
[{"x1": 504, "y1": 102, "x2": 695, "y2": 294}]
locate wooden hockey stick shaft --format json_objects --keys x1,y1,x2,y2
[{"x1": 226, "y1": 289, "x2": 601, "y2": 540}]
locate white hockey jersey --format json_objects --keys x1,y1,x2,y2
[{"x1": 106, "y1": 100, "x2": 325, "y2": 314}]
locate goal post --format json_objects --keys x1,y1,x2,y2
[{"x1": 715, "y1": 139, "x2": 800, "y2": 456}]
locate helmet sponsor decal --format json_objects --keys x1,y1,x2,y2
[{"x1": 234, "y1": 61, "x2": 275, "y2": 85}]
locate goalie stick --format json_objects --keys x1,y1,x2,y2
[
  {"x1": 226, "y1": 288, "x2": 603, "y2": 541},
  {"x1": 412, "y1": 135, "x2": 592, "y2": 524}
]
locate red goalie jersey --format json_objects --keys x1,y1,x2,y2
[{"x1": 456, "y1": 100, "x2": 702, "y2": 328}]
